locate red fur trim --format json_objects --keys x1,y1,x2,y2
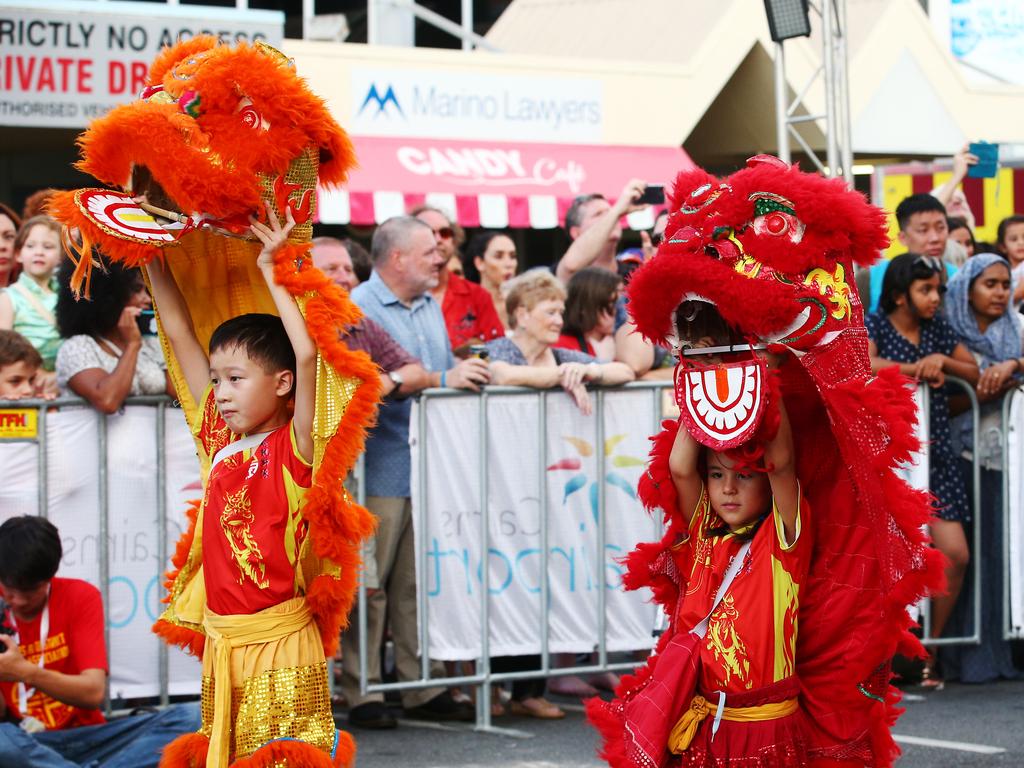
[
  {"x1": 585, "y1": 632, "x2": 672, "y2": 768},
  {"x1": 637, "y1": 420, "x2": 682, "y2": 525},
  {"x1": 159, "y1": 732, "x2": 209, "y2": 768},
  {"x1": 231, "y1": 739, "x2": 338, "y2": 768}
]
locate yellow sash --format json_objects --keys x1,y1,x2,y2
[
  {"x1": 668, "y1": 695, "x2": 799, "y2": 754},
  {"x1": 202, "y1": 597, "x2": 314, "y2": 768}
]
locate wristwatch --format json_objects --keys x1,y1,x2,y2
[{"x1": 388, "y1": 370, "x2": 404, "y2": 395}]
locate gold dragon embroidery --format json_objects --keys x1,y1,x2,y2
[
  {"x1": 219, "y1": 486, "x2": 270, "y2": 588},
  {"x1": 705, "y1": 594, "x2": 752, "y2": 689}
]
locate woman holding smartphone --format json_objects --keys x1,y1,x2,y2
[{"x1": 55, "y1": 256, "x2": 171, "y2": 412}]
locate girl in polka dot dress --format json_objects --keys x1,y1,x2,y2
[{"x1": 865, "y1": 252, "x2": 979, "y2": 690}]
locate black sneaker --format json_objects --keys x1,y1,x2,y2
[
  {"x1": 348, "y1": 701, "x2": 397, "y2": 729},
  {"x1": 403, "y1": 690, "x2": 475, "y2": 722}
]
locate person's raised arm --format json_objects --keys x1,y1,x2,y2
[
  {"x1": 668, "y1": 422, "x2": 703, "y2": 526},
  {"x1": 144, "y1": 256, "x2": 209, "y2": 405},
  {"x1": 556, "y1": 179, "x2": 645, "y2": 283},
  {"x1": 251, "y1": 207, "x2": 316, "y2": 464},
  {"x1": 765, "y1": 394, "x2": 800, "y2": 546},
  {"x1": 932, "y1": 144, "x2": 977, "y2": 216}
]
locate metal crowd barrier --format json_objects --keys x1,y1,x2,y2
[
  {"x1": 917, "y1": 376, "x2": 982, "y2": 648},
  {"x1": 1, "y1": 372, "x2": 1019, "y2": 723},
  {"x1": 354, "y1": 381, "x2": 672, "y2": 733},
  {"x1": 0, "y1": 394, "x2": 177, "y2": 712}
]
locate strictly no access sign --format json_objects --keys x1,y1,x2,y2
[{"x1": 0, "y1": 0, "x2": 283, "y2": 128}]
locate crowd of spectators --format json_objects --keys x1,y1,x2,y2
[{"x1": 3, "y1": 152, "x2": 1024, "y2": 748}]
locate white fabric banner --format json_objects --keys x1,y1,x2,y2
[
  {"x1": 1004, "y1": 391, "x2": 1024, "y2": 635},
  {"x1": 0, "y1": 404, "x2": 202, "y2": 698},
  {"x1": 410, "y1": 388, "x2": 663, "y2": 660}
]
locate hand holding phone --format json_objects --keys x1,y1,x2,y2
[
  {"x1": 967, "y1": 142, "x2": 998, "y2": 179},
  {"x1": 135, "y1": 309, "x2": 157, "y2": 336},
  {"x1": 637, "y1": 185, "x2": 665, "y2": 206}
]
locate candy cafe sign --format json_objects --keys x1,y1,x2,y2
[
  {"x1": 396, "y1": 144, "x2": 586, "y2": 195},
  {"x1": 0, "y1": 0, "x2": 283, "y2": 128}
]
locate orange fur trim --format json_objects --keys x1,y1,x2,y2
[
  {"x1": 272, "y1": 242, "x2": 380, "y2": 656},
  {"x1": 151, "y1": 499, "x2": 205, "y2": 658},
  {"x1": 159, "y1": 732, "x2": 209, "y2": 768},
  {"x1": 147, "y1": 36, "x2": 219, "y2": 86},
  {"x1": 75, "y1": 39, "x2": 354, "y2": 223},
  {"x1": 230, "y1": 738, "x2": 343, "y2": 768}
]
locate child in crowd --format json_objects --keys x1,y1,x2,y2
[
  {"x1": 996, "y1": 215, "x2": 1024, "y2": 308},
  {"x1": 0, "y1": 329, "x2": 44, "y2": 400},
  {"x1": 664, "y1": 349, "x2": 810, "y2": 764},
  {"x1": 147, "y1": 208, "x2": 338, "y2": 767},
  {"x1": 866, "y1": 252, "x2": 980, "y2": 689},
  {"x1": 0, "y1": 216, "x2": 63, "y2": 374}
]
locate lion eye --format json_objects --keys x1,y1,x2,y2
[
  {"x1": 750, "y1": 196, "x2": 805, "y2": 244},
  {"x1": 235, "y1": 98, "x2": 269, "y2": 131},
  {"x1": 764, "y1": 212, "x2": 789, "y2": 236}
]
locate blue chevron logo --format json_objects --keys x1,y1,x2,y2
[{"x1": 358, "y1": 83, "x2": 405, "y2": 118}]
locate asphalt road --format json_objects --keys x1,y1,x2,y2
[{"x1": 345, "y1": 680, "x2": 1024, "y2": 768}]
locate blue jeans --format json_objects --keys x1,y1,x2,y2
[{"x1": 0, "y1": 702, "x2": 200, "y2": 768}]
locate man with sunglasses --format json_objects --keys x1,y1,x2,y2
[
  {"x1": 0, "y1": 516, "x2": 199, "y2": 768},
  {"x1": 413, "y1": 206, "x2": 503, "y2": 355}
]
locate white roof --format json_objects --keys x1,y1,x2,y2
[{"x1": 486, "y1": 0, "x2": 1024, "y2": 157}]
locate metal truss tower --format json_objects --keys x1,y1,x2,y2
[{"x1": 773, "y1": 0, "x2": 854, "y2": 186}]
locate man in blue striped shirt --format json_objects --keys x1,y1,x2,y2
[{"x1": 342, "y1": 216, "x2": 489, "y2": 729}]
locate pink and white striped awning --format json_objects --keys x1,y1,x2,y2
[{"x1": 316, "y1": 136, "x2": 693, "y2": 230}]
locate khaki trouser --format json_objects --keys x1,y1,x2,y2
[{"x1": 340, "y1": 495, "x2": 445, "y2": 708}]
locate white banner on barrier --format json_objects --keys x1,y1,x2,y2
[
  {"x1": 0, "y1": 405, "x2": 202, "y2": 698},
  {"x1": 1005, "y1": 392, "x2": 1024, "y2": 634},
  {"x1": 411, "y1": 389, "x2": 662, "y2": 660}
]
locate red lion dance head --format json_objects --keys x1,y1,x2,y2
[{"x1": 588, "y1": 156, "x2": 943, "y2": 767}]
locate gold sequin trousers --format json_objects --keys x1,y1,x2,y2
[{"x1": 200, "y1": 597, "x2": 337, "y2": 767}]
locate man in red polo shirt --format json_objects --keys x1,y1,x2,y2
[{"x1": 413, "y1": 206, "x2": 504, "y2": 355}]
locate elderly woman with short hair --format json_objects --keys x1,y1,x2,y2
[{"x1": 485, "y1": 269, "x2": 633, "y2": 415}]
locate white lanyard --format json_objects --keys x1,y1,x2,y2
[{"x1": 14, "y1": 597, "x2": 49, "y2": 715}]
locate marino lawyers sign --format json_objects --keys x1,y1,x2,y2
[
  {"x1": 350, "y1": 67, "x2": 604, "y2": 144},
  {"x1": 0, "y1": 0, "x2": 283, "y2": 128}
]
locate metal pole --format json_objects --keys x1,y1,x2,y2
[
  {"x1": 156, "y1": 402, "x2": 169, "y2": 706},
  {"x1": 37, "y1": 404, "x2": 48, "y2": 519},
  {"x1": 418, "y1": 397, "x2": 430, "y2": 682},
  {"x1": 477, "y1": 391, "x2": 492, "y2": 729},
  {"x1": 595, "y1": 390, "x2": 607, "y2": 669},
  {"x1": 1002, "y1": 391, "x2": 1015, "y2": 640},
  {"x1": 821, "y1": 0, "x2": 839, "y2": 176},
  {"x1": 461, "y1": 0, "x2": 473, "y2": 51},
  {"x1": 773, "y1": 43, "x2": 790, "y2": 164},
  {"x1": 98, "y1": 413, "x2": 112, "y2": 711},
  {"x1": 356, "y1": 451, "x2": 369, "y2": 695},
  {"x1": 539, "y1": 391, "x2": 550, "y2": 675},
  {"x1": 303, "y1": 0, "x2": 315, "y2": 40},
  {"x1": 835, "y1": 0, "x2": 854, "y2": 184}
]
